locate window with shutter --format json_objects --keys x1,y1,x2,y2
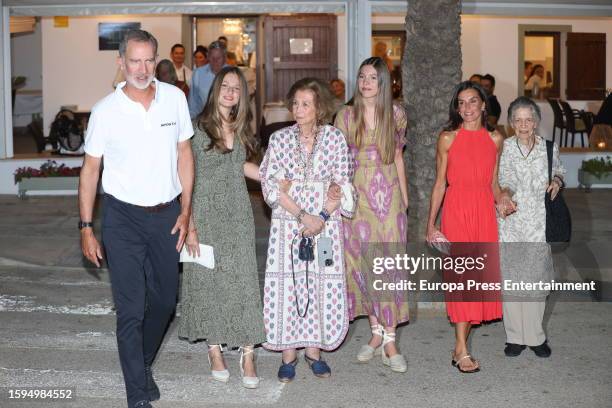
[{"x1": 566, "y1": 33, "x2": 606, "y2": 100}]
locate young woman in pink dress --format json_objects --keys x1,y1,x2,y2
[
  {"x1": 426, "y1": 81, "x2": 513, "y2": 373},
  {"x1": 334, "y1": 57, "x2": 409, "y2": 373}
]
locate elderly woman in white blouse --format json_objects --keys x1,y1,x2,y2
[{"x1": 497, "y1": 96, "x2": 565, "y2": 359}]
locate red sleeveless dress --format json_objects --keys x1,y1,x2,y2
[{"x1": 441, "y1": 127, "x2": 502, "y2": 324}]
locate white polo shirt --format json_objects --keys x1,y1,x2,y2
[{"x1": 84, "y1": 79, "x2": 194, "y2": 206}]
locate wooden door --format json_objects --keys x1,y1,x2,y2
[
  {"x1": 264, "y1": 14, "x2": 337, "y2": 103},
  {"x1": 566, "y1": 32, "x2": 606, "y2": 100}
]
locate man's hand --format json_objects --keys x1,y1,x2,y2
[
  {"x1": 79, "y1": 154, "x2": 103, "y2": 267},
  {"x1": 171, "y1": 213, "x2": 190, "y2": 252},
  {"x1": 81, "y1": 229, "x2": 103, "y2": 267},
  {"x1": 185, "y1": 229, "x2": 200, "y2": 257}
]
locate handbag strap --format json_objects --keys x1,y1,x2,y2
[{"x1": 546, "y1": 140, "x2": 553, "y2": 184}]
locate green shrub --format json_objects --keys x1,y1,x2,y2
[{"x1": 581, "y1": 156, "x2": 612, "y2": 179}]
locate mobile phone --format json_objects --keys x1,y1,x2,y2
[{"x1": 317, "y1": 237, "x2": 334, "y2": 267}]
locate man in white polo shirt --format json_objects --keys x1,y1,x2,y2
[{"x1": 78, "y1": 30, "x2": 194, "y2": 408}]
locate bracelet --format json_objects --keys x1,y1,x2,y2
[
  {"x1": 296, "y1": 209, "x2": 306, "y2": 223},
  {"x1": 318, "y1": 209, "x2": 330, "y2": 222}
]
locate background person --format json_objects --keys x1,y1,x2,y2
[
  {"x1": 193, "y1": 45, "x2": 208, "y2": 68},
  {"x1": 469, "y1": 74, "x2": 483, "y2": 84},
  {"x1": 155, "y1": 59, "x2": 189, "y2": 97},
  {"x1": 170, "y1": 43, "x2": 192, "y2": 87},
  {"x1": 330, "y1": 78, "x2": 346, "y2": 114},
  {"x1": 481, "y1": 74, "x2": 502, "y2": 127},
  {"x1": 524, "y1": 61, "x2": 533, "y2": 83},
  {"x1": 155, "y1": 59, "x2": 177, "y2": 85},
  {"x1": 524, "y1": 64, "x2": 547, "y2": 97},
  {"x1": 189, "y1": 40, "x2": 228, "y2": 118},
  {"x1": 373, "y1": 41, "x2": 394, "y2": 72},
  {"x1": 218, "y1": 35, "x2": 228, "y2": 48}
]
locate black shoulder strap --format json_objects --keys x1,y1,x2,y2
[{"x1": 546, "y1": 140, "x2": 553, "y2": 183}]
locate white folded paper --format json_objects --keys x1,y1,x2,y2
[{"x1": 180, "y1": 244, "x2": 215, "y2": 269}]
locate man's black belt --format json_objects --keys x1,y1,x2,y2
[{"x1": 108, "y1": 194, "x2": 178, "y2": 213}]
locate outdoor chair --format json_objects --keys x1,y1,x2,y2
[
  {"x1": 547, "y1": 98, "x2": 566, "y2": 146},
  {"x1": 559, "y1": 100, "x2": 587, "y2": 148}
]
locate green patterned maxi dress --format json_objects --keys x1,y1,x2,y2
[{"x1": 178, "y1": 128, "x2": 265, "y2": 346}]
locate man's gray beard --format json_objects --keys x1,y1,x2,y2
[{"x1": 126, "y1": 75, "x2": 153, "y2": 90}]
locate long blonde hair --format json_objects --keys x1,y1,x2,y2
[
  {"x1": 352, "y1": 57, "x2": 396, "y2": 165},
  {"x1": 196, "y1": 66, "x2": 256, "y2": 160}
]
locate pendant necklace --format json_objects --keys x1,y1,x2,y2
[
  {"x1": 516, "y1": 135, "x2": 535, "y2": 159},
  {"x1": 296, "y1": 125, "x2": 319, "y2": 180},
  {"x1": 295, "y1": 125, "x2": 320, "y2": 203}
]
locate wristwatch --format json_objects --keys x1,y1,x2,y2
[{"x1": 78, "y1": 221, "x2": 94, "y2": 230}]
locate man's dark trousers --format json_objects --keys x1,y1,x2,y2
[{"x1": 102, "y1": 195, "x2": 180, "y2": 407}]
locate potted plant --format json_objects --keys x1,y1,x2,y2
[
  {"x1": 578, "y1": 156, "x2": 612, "y2": 191},
  {"x1": 14, "y1": 160, "x2": 81, "y2": 198}
]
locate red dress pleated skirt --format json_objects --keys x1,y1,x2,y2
[{"x1": 441, "y1": 127, "x2": 502, "y2": 324}]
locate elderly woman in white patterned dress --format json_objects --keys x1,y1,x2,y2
[
  {"x1": 497, "y1": 96, "x2": 565, "y2": 358},
  {"x1": 259, "y1": 77, "x2": 355, "y2": 382}
]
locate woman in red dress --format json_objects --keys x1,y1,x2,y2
[{"x1": 426, "y1": 81, "x2": 513, "y2": 373}]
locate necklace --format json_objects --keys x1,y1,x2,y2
[
  {"x1": 295, "y1": 125, "x2": 319, "y2": 180},
  {"x1": 516, "y1": 136, "x2": 536, "y2": 159}
]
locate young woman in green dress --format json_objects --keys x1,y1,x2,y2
[{"x1": 180, "y1": 66, "x2": 264, "y2": 389}]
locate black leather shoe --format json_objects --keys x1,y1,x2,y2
[
  {"x1": 145, "y1": 365, "x2": 160, "y2": 401},
  {"x1": 504, "y1": 343, "x2": 526, "y2": 357},
  {"x1": 530, "y1": 341, "x2": 551, "y2": 358},
  {"x1": 133, "y1": 400, "x2": 152, "y2": 408}
]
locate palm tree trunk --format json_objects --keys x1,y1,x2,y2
[{"x1": 403, "y1": 0, "x2": 462, "y2": 242}]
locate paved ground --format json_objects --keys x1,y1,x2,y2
[{"x1": 0, "y1": 190, "x2": 611, "y2": 408}]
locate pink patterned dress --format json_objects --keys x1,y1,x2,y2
[
  {"x1": 259, "y1": 124, "x2": 355, "y2": 351},
  {"x1": 334, "y1": 105, "x2": 410, "y2": 326}
]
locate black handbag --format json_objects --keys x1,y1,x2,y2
[{"x1": 545, "y1": 140, "x2": 571, "y2": 242}]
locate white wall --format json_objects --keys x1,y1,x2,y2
[
  {"x1": 11, "y1": 21, "x2": 42, "y2": 91},
  {"x1": 41, "y1": 14, "x2": 182, "y2": 134},
  {"x1": 461, "y1": 15, "x2": 612, "y2": 126},
  {"x1": 337, "y1": 14, "x2": 347, "y2": 84}
]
